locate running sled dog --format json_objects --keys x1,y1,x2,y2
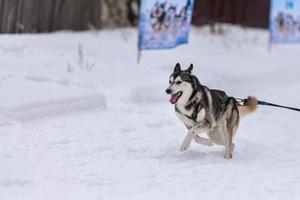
[{"x1": 166, "y1": 63, "x2": 257, "y2": 159}]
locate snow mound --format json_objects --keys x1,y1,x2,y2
[{"x1": 2, "y1": 94, "x2": 106, "y2": 121}]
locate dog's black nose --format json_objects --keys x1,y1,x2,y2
[{"x1": 166, "y1": 89, "x2": 172, "y2": 94}]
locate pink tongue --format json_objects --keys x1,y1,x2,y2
[{"x1": 169, "y1": 94, "x2": 178, "y2": 104}]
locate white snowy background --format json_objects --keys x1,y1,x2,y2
[{"x1": 1, "y1": 25, "x2": 300, "y2": 200}]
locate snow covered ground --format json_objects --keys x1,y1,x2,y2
[{"x1": 1, "y1": 25, "x2": 300, "y2": 200}]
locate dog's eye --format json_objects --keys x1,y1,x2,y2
[{"x1": 175, "y1": 81, "x2": 182, "y2": 85}]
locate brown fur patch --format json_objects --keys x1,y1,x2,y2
[{"x1": 238, "y1": 96, "x2": 258, "y2": 116}]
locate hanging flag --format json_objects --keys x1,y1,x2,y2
[
  {"x1": 138, "y1": 0, "x2": 194, "y2": 50},
  {"x1": 269, "y1": 0, "x2": 300, "y2": 43}
]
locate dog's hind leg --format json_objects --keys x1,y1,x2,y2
[
  {"x1": 180, "y1": 121, "x2": 211, "y2": 152},
  {"x1": 222, "y1": 125, "x2": 233, "y2": 159},
  {"x1": 222, "y1": 98, "x2": 239, "y2": 159}
]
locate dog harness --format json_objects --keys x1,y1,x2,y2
[
  {"x1": 212, "y1": 89, "x2": 229, "y2": 104},
  {"x1": 175, "y1": 90, "x2": 229, "y2": 122},
  {"x1": 175, "y1": 103, "x2": 200, "y2": 122}
]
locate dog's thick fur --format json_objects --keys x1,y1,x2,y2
[{"x1": 166, "y1": 63, "x2": 257, "y2": 159}]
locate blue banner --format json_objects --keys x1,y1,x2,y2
[
  {"x1": 269, "y1": 0, "x2": 300, "y2": 43},
  {"x1": 138, "y1": 0, "x2": 194, "y2": 50}
]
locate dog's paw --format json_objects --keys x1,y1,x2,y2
[
  {"x1": 224, "y1": 152, "x2": 232, "y2": 159},
  {"x1": 180, "y1": 143, "x2": 189, "y2": 152},
  {"x1": 180, "y1": 132, "x2": 193, "y2": 152}
]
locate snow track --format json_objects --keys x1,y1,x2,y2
[{"x1": 1, "y1": 26, "x2": 300, "y2": 200}]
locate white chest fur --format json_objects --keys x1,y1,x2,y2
[
  {"x1": 175, "y1": 110, "x2": 195, "y2": 128},
  {"x1": 175, "y1": 105, "x2": 206, "y2": 129}
]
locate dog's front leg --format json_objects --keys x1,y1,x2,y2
[
  {"x1": 180, "y1": 122, "x2": 211, "y2": 152},
  {"x1": 180, "y1": 129, "x2": 196, "y2": 152}
]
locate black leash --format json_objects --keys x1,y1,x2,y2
[{"x1": 236, "y1": 98, "x2": 300, "y2": 112}]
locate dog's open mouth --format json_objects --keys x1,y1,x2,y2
[{"x1": 169, "y1": 92, "x2": 182, "y2": 104}]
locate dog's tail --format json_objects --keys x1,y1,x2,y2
[{"x1": 237, "y1": 96, "x2": 258, "y2": 117}]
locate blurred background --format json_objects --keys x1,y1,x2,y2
[
  {"x1": 0, "y1": 0, "x2": 270, "y2": 33},
  {"x1": 1, "y1": 1, "x2": 300, "y2": 200}
]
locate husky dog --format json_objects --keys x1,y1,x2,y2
[{"x1": 166, "y1": 63, "x2": 257, "y2": 159}]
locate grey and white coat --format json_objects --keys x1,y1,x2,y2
[{"x1": 166, "y1": 63, "x2": 257, "y2": 159}]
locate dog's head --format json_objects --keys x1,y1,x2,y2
[
  {"x1": 165, "y1": 63, "x2": 195, "y2": 104},
  {"x1": 151, "y1": 2, "x2": 166, "y2": 17}
]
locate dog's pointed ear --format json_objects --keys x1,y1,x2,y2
[
  {"x1": 174, "y1": 63, "x2": 181, "y2": 73},
  {"x1": 186, "y1": 64, "x2": 193, "y2": 73}
]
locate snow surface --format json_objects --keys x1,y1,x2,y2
[{"x1": 1, "y1": 25, "x2": 300, "y2": 200}]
